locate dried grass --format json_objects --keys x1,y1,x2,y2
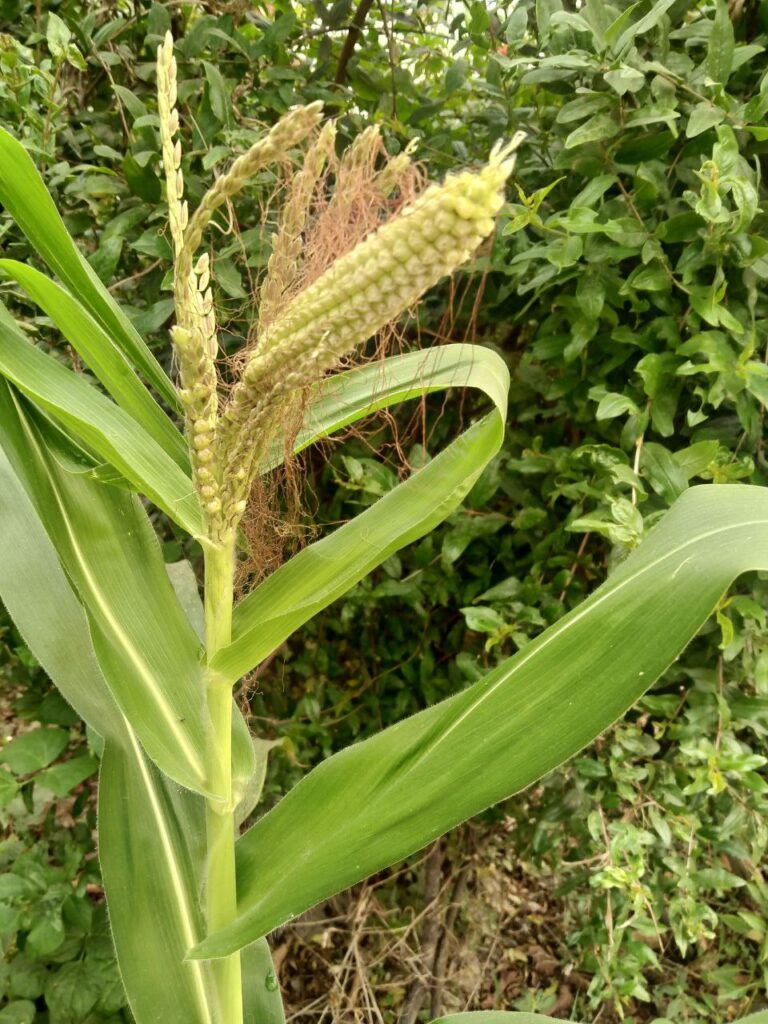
[{"x1": 273, "y1": 821, "x2": 583, "y2": 1024}]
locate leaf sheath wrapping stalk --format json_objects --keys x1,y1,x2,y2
[
  {"x1": 191, "y1": 484, "x2": 768, "y2": 958},
  {"x1": 101, "y1": 733, "x2": 285, "y2": 1024}
]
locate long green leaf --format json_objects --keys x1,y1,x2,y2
[
  {"x1": 262, "y1": 344, "x2": 509, "y2": 471},
  {"x1": 192, "y1": 483, "x2": 768, "y2": 957},
  {"x1": 0, "y1": 126, "x2": 179, "y2": 409},
  {"x1": 0, "y1": 264, "x2": 188, "y2": 466},
  {"x1": 0, "y1": 311, "x2": 202, "y2": 536},
  {"x1": 0, "y1": 433, "x2": 253, "y2": 796},
  {"x1": 215, "y1": 346, "x2": 509, "y2": 682},
  {"x1": 100, "y1": 727, "x2": 285, "y2": 1024},
  {"x1": 100, "y1": 734, "x2": 218, "y2": 1024},
  {"x1": 0, "y1": 392, "x2": 257, "y2": 1017},
  {"x1": 0, "y1": 415, "x2": 122, "y2": 741},
  {"x1": 0, "y1": 382, "x2": 209, "y2": 794}
]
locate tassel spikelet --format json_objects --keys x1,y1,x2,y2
[
  {"x1": 157, "y1": 32, "x2": 225, "y2": 529},
  {"x1": 256, "y1": 120, "x2": 337, "y2": 337},
  {"x1": 231, "y1": 136, "x2": 522, "y2": 405},
  {"x1": 183, "y1": 102, "x2": 324, "y2": 262},
  {"x1": 157, "y1": 35, "x2": 186, "y2": 254},
  {"x1": 216, "y1": 136, "x2": 525, "y2": 526},
  {"x1": 158, "y1": 32, "x2": 322, "y2": 534},
  {"x1": 339, "y1": 125, "x2": 381, "y2": 174},
  {"x1": 374, "y1": 139, "x2": 418, "y2": 197},
  {"x1": 158, "y1": 33, "x2": 523, "y2": 542}
]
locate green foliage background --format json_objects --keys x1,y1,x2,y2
[{"x1": 1, "y1": 0, "x2": 768, "y2": 1021}]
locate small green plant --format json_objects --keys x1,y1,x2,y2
[{"x1": 0, "y1": 30, "x2": 766, "y2": 1024}]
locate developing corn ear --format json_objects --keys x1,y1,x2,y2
[
  {"x1": 219, "y1": 134, "x2": 524, "y2": 535},
  {"x1": 0, "y1": 30, "x2": 767, "y2": 1024}
]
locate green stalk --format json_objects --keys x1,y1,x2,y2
[{"x1": 203, "y1": 539, "x2": 243, "y2": 1023}]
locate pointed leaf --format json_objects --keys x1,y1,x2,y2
[
  {"x1": 0, "y1": 383, "x2": 209, "y2": 793},
  {"x1": 0, "y1": 311, "x2": 202, "y2": 536},
  {"x1": 0, "y1": 127, "x2": 179, "y2": 409},
  {"x1": 216, "y1": 347, "x2": 509, "y2": 681},
  {"x1": 99, "y1": 733, "x2": 218, "y2": 1024},
  {"x1": 0, "y1": 266, "x2": 187, "y2": 466},
  {"x1": 191, "y1": 484, "x2": 768, "y2": 957},
  {"x1": 706, "y1": 0, "x2": 735, "y2": 85},
  {"x1": 0, "y1": 403, "x2": 122, "y2": 740}
]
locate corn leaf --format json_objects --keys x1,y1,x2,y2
[
  {"x1": 0, "y1": 428, "x2": 254, "y2": 796},
  {"x1": 192, "y1": 484, "x2": 768, "y2": 957},
  {"x1": 0, "y1": 262, "x2": 188, "y2": 466},
  {"x1": 215, "y1": 347, "x2": 509, "y2": 682},
  {"x1": 100, "y1": 734, "x2": 217, "y2": 1024},
  {"x1": 262, "y1": 344, "x2": 508, "y2": 471},
  {"x1": 0, "y1": 406, "x2": 123, "y2": 741},
  {"x1": 0, "y1": 126, "x2": 179, "y2": 410},
  {"x1": 100, "y1": 728, "x2": 284, "y2": 1024},
  {"x1": 0, "y1": 382, "x2": 209, "y2": 793},
  {"x1": 0, "y1": 309, "x2": 202, "y2": 536}
]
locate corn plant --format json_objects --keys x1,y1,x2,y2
[{"x1": 0, "y1": 33, "x2": 766, "y2": 1024}]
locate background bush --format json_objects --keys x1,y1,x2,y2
[{"x1": 0, "y1": 1, "x2": 767, "y2": 1021}]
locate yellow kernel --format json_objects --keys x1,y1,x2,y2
[
  {"x1": 391, "y1": 238, "x2": 413, "y2": 263},
  {"x1": 452, "y1": 195, "x2": 478, "y2": 221},
  {"x1": 434, "y1": 234, "x2": 457, "y2": 254}
]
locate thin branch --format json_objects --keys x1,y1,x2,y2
[{"x1": 335, "y1": 0, "x2": 376, "y2": 85}]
